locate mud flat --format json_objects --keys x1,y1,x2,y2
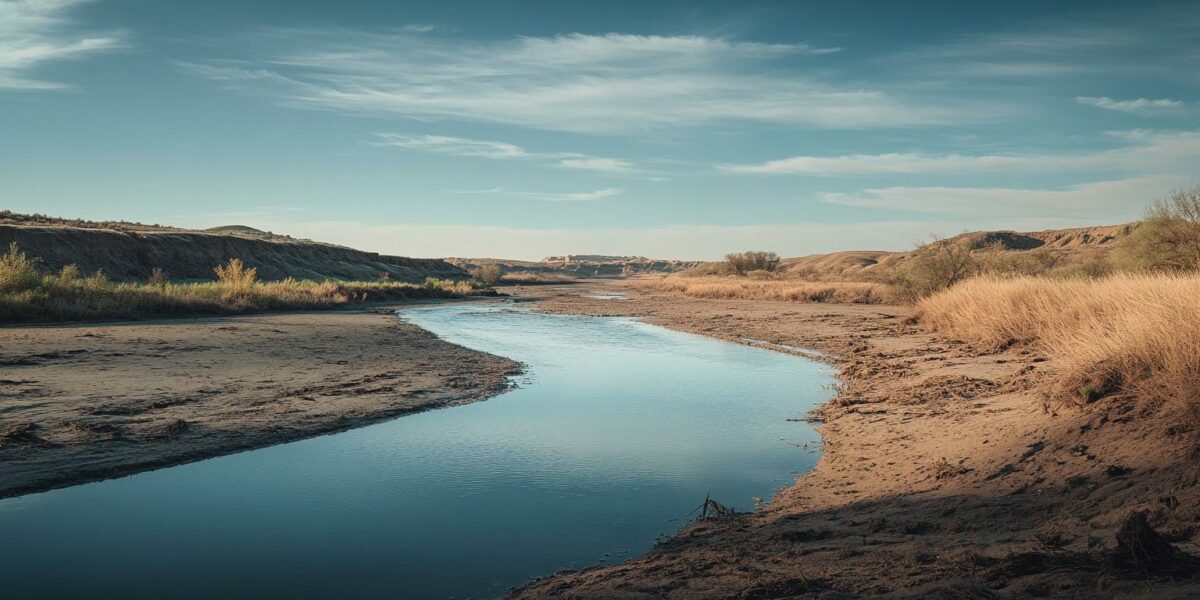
[
  {"x1": 0, "y1": 306, "x2": 520, "y2": 498},
  {"x1": 508, "y1": 282, "x2": 1200, "y2": 599}
]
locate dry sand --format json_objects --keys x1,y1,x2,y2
[
  {"x1": 507, "y1": 282, "x2": 1200, "y2": 599},
  {"x1": 0, "y1": 303, "x2": 520, "y2": 498}
]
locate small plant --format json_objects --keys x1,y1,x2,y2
[
  {"x1": 378, "y1": 271, "x2": 390, "y2": 283},
  {"x1": 57, "y1": 264, "x2": 81, "y2": 284},
  {"x1": 214, "y1": 258, "x2": 257, "y2": 288},
  {"x1": 149, "y1": 267, "x2": 167, "y2": 288},
  {"x1": 474, "y1": 264, "x2": 503, "y2": 287},
  {"x1": 0, "y1": 242, "x2": 42, "y2": 293}
]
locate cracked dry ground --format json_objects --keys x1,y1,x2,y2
[
  {"x1": 506, "y1": 283, "x2": 1200, "y2": 600},
  {"x1": 0, "y1": 308, "x2": 520, "y2": 498}
]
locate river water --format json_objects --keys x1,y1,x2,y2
[{"x1": 0, "y1": 304, "x2": 832, "y2": 599}]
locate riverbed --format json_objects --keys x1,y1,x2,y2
[{"x1": 0, "y1": 303, "x2": 832, "y2": 599}]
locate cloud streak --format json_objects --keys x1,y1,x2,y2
[
  {"x1": 1076, "y1": 96, "x2": 1185, "y2": 115},
  {"x1": 370, "y1": 133, "x2": 639, "y2": 174},
  {"x1": 724, "y1": 129, "x2": 1200, "y2": 175},
  {"x1": 182, "y1": 30, "x2": 957, "y2": 133},
  {"x1": 445, "y1": 185, "x2": 622, "y2": 203},
  {"x1": 0, "y1": 0, "x2": 125, "y2": 90}
]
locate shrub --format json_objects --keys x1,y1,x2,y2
[
  {"x1": 1114, "y1": 185, "x2": 1200, "y2": 272},
  {"x1": 724, "y1": 251, "x2": 781, "y2": 275},
  {"x1": 890, "y1": 237, "x2": 976, "y2": 301},
  {"x1": 214, "y1": 258, "x2": 257, "y2": 288},
  {"x1": 475, "y1": 264, "x2": 503, "y2": 286},
  {"x1": 0, "y1": 242, "x2": 42, "y2": 293}
]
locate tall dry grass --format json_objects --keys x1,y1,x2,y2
[
  {"x1": 919, "y1": 273, "x2": 1200, "y2": 415},
  {"x1": 0, "y1": 245, "x2": 473, "y2": 323},
  {"x1": 634, "y1": 276, "x2": 894, "y2": 304}
]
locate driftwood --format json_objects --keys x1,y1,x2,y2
[
  {"x1": 1109, "y1": 510, "x2": 1200, "y2": 578},
  {"x1": 690, "y1": 492, "x2": 736, "y2": 520}
]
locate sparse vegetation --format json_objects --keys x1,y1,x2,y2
[
  {"x1": 633, "y1": 276, "x2": 893, "y2": 304},
  {"x1": 0, "y1": 245, "x2": 472, "y2": 323},
  {"x1": 918, "y1": 273, "x2": 1200, "y2": 419}
]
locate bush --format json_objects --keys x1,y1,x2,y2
[
  {"x1": 214, "y1": 258, "x2": 257, "y2": 288},
  {"x1": 1114, "y1": 185, "x2": 1200, "y2": 272},
  {"x1": 474, "y1": 264, "x2": 503, "y2": 286},
  {"x1": 890, "y1": 237, "x2": 976, "y2": 301},
  {"x1": 724, "y1": 251, "x2": 780, "y2": 275},
  {"x1": 0, "y1": 242, "x2": 42, "y2": 294}
]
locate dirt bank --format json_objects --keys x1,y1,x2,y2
[
  {"x1": 0, "y1": 305, "x2": 520, "y2": 498},
  {"x1": 507, "y1": 282, "x2": 1200, "y2": 599}
]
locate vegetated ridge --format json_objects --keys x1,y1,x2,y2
[
  {"x1": 0, "y1": 211, "x2": 465, "y2": 282},
  {"x1": 447, "y1": 255, "x2": 702, "y2": 279},
  {"x1": 779, "y1": 223, "x2": 1135, "y2": 279}
]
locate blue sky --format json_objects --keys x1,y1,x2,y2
[{"x1": 2, "y1": 0, "x2": 1199, "y2": 259}]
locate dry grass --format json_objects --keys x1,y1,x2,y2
[
  {"x1": 0, "y1": 245, "x2": 473, "y2": 323},
  {"x1": 919, "y1": 273, "x2": 1200, "y2": 414},
  {"x1": 634, "y1": 276, "x2": 895, "y2": 304}
]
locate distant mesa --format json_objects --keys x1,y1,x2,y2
[{"x1": 205, "y1": 225, "x2": 267, "y2": 235}]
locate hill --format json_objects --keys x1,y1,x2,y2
[
  {"x1": 448, "y1": 255, "x2": 701, "y2": 279},
  {"x1": 779, "y1": 223, "x2": 1135, "y2": 278},
  {"x1": 0, "y1": 213, "x2": 465, "y2": 283}
]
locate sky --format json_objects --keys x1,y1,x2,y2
[{"x1": 2, "y1": 0, "x2": 1199, "y2": 260}]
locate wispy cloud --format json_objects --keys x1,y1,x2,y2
[
  {"x1": 370, "y1": 133, "x2": 642, "y2": 175},
  {"x1": 182, "y1": 30, "x2": 959, "y2": 133},
  {"x1": 1076, "y1": 96, "x2": 1185, "y2": 115},
  {"x1": 444, "y1": 185, "x2": 622, "y2": 203},
  {"x1": 819, "y1": 175, "x2": 1177, "y2": 218},
  {"x1": 0, "y1": 0, "x2": 125, "y2": 90},
  {"x1": 724, "y1": 129, "x2": 1200, "y2": 175}
]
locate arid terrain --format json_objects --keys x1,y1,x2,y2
[
  {"x1": 0, "y1": 303, "x2": 520, "y2": 498},
  {"x1": 504, "y1": 281, "x2": 1200, "y2": 599}
]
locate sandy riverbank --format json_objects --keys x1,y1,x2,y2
[
  {"x1": 507, "y1": 282, "x2": 1200, "y2": 599},
  {"x1": 0, "y1": 304, "x2": 520, "y2": 498}
]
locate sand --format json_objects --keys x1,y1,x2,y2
[
  {"x1": 0, "y1": 304, "x2": 520, "y2": 498},
  {"x1": 506, "y1": 281, "x2": 1200, "y2": 599}
]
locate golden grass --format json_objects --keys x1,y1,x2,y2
[
  {"x1": 919, "y1": 273, "x2": 1200, "y2": 413},
  {"x1": 633, "y1": 276, "x2": 895, "y2": 304}
]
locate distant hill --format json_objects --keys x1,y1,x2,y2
[
  {"x1": 0, "y1": 212, "x2": 466, "y2": 283},
  {"x1": 448, "y1": 255, "x2": 701, "y2": 279},
  {"x1": 779, "y1": 224, "x2": 1136, "y2": 278}
]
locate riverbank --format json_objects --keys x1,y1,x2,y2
[
  {"x1": 0, "y1": 305, "x2": 521, "y2": 498},
  {"x1": 508, "y1": 282, "x2": 1200, "y2": 599}
]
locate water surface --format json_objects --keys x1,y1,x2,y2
[{"x1": 0, "y1": 304, "x2": 832, "y2": 599}]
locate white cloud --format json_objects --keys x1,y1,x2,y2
[
  {"x1": 511, "y1": 187, "x2": 622, "y2": 202},
  {"x1": 370, "y1": 133, "x2": 643, "y2": 175},
  {"x1": 0, "y1": 0, "x2": 124, "y2": 90},
  {"x1": 441, "y1": 185, "x2": 622, "y2": 203},
  {"x1": 183, "y1": 30, "x2": 955, "y2": 133},
  {"x1": 724, "y1": 129, "x2": 1200, "y2": 175},
  {"x1": 819, "y1": 175, "x2": 1178, "y2": 218},
  {"x1": 1076, "y1": 96, "x2": 1185, "y2": 115},
  {"x1": 372, "y1": 134, "x2": 530, "y2": 159}
]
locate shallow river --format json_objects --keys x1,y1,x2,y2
[{"x1": 0, "y1": 304, "x2": 832, "y2": 599}]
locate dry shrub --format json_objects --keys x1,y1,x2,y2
[
  {"x1": 634, "y1": 276, "x2": 894, "y2": 304},
  {"x1": 919, "y1": 274, "x2": 1200, "y2": 415}
]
